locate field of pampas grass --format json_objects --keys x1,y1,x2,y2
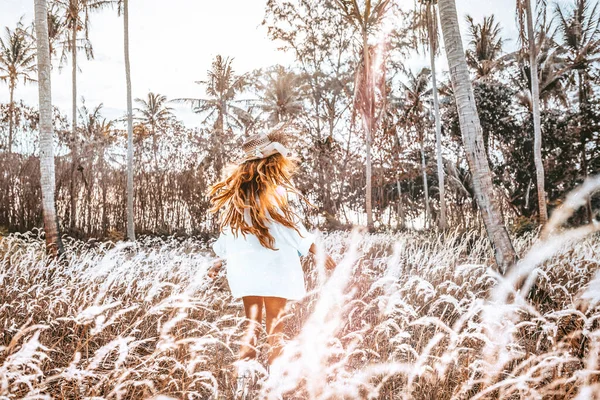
[{"x1": 1, "y1": 224, "x2": 599, "y2": 399}]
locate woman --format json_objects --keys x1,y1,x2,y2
[{"x1": 207, "y1": 126, "x2": 336, "y2": 389}]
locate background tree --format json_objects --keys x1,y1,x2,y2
[
  {"x1": 509, "y1": 22, "x2": 569, "y2": 109},
  {"x1": 555, "y1": 0, "x2": 600, "y2": 222},
  {"x1": 46, "y1": 3, "x2": 67, "y2": 59},
  {"x1": 1, "y1": 0, "x2": 598, "y2": 241},
  {"x1": 438, "y1": 0, "x2": 516, "y2": 271},
  {"x1": 0, "y1": 21, "x2": 37, "y2": 153},
  {"x1": 517, "y1": 0, "x2": 548, "y2": 224},
  {"x1": 255, "y1": 66, "x2": 303, "y2": 126},
  {"x1": 264, "y1": 0, "x2": 355, "y2": 220},
  {"x1": 55, "y1": 0, "x2": 112, "y2": 232},
  {"x1": 120, "y1": 0, "x2": 135, "y2": 240},
  {"x1": 34, "y1": 0, "x2": 64, "y2": 256},
  {"x1": 399, "y1": 68, "x2": 433, "y2": 228},
  {"x1": 465, "y1": 14, "x2": 505, "y2": 80},
  {"x1": 134, "y1": 92, "x2": 172, "y2": 171},
  {"x1": 176, "y1": 55, "x2": 250, "y2": 175},
  {"x1": 77, "y1": 102, "x2": 115, "y2": 234},
  {"x1": 134, "y1": 92, "x2": 173, "y2": 229},
  {"x1": 414, "y1": 0, "x2": 447, "y2": 229},
  {"x1": 334, "y1": 0, "x2": 392, "y2": 230}
]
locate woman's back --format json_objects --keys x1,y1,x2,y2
[{"x1": 212, "y1": 186, "x2": 314, "y2": 300}]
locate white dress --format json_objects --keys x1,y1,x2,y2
[{"x1": 212, "y1": 193, "x2": 315, "y2": 300}]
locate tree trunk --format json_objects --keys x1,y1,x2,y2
[
  {"x1": 525, "y1": 0, "x2": 548, "y2": 225},
  {"x1": 577, "y1": 70, "x2": 593, "y2": 223},
  {"x1": 150, "y1": 124, "x2": 164, "y2": 230},
  {"x1": 438, "y1": 0, "x2": 516, "y2": 272},
  {"x1": 7, "y1": 81, "x2": 15, "y2": 228},
  {"x1": 363, "y1": 29, "x2": 373, "y2": 229},
  {"x1": 124, "y1": 0, "x2": 135, "y2": 241},
  {"x1": 84, "y1": 171, "x2": 92, "y2": 235},
  {"x1": 101, "y1": 176, "x2": 108, "y2": 236},
  {"x1": 420, "y1": 131, "x2": 431, "y2": 229},
  {"x1": 34, "y1": 0, "x2": 64, "y2": 256},
  {"x1": 8, "y1": 80, "x2": 15, "y2": 153},
  {"x1": 524, "y1": 178, "x2": 532, "y2": 211},
  {"x1": 70, "y1": 26, "x2": 78, "y2": 232},
  {"x1": 396, "y1": 180, "x2": 405, "y2": 230},
  {"x1": 428, "y1": 5, "x2": 447, "y2": 230}
]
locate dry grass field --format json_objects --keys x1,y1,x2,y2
[{"x1": 0, "y1": 220, "x2": 599, "y2": 399}]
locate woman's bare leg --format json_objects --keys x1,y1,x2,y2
[
  {"x1": 239, "y1": 296, "x2": 264, "y2": 361},
  {"x1": 264, "y1": 296, "x2": 287, "y2": 365}
]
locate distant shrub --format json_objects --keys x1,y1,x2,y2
[{"x1": 511, "y1": 215, "x2": 538, "y2": 236}]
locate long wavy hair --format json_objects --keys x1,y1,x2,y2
[{"x1": 209, "y1": 153, "x2": 307, "y2": 250}]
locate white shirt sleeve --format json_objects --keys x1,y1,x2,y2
[
  {"x1": 212, "y1": 231, "x2": 227, "y2": 258},
  {"x1": 278, "y1": 186, "x2": 315, "y2": 256},
  {"x1": 273, "y1": 206, "x2": 314, "y2": 256},
  {"x1": 292, "y1": 219, "x2": 315, "y2": 256}
]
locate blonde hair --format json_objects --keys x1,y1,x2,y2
[{"x1": 209, "y1": 153, "x2": 307, "y2": 250}]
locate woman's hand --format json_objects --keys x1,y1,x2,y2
[
  {"x1": 208, "y1": 259, "x2": 223, "y2": 279},
  {"x1": 324, "y1": 254, "x2": 337, "y2": 270},
  {"x1": 308, "y1": 243, "x2": 337, "y2": 270}
]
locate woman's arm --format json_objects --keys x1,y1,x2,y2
[
  {"x1": 208, "y1": 258, "x2": 223, "y2": 279},
  {"x1": 308, "y1": 243, "x2": 337, "y2": 270}
]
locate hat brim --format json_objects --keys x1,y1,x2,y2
[{"x1": 238, "y1": 141, "x2": 292, "y2": 163}]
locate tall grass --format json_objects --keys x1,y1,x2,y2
[{"x1": 0, "y1": 219, "x2": 599, "y2": 398}]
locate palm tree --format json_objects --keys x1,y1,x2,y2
[
  {"x1": 34, "y1": 0, "x2": 64, "y2": 256},
  {"x1": 117, "y1": 0, "x2": 135, "y2": 240},
  {"x1": 400, "y1": 68, "x2": 433, "y2": 229},
  {"x1": 509, "y1": 26, "x2": 569, "y2": 108},
  {"x1": 555, "y1": 0, "x2": 600, "y2": 222},
  {"x1": 256, "y1": 66, "x2": 304, "y2": 126},
  {"x1": 176, "y1": 55, "x2": 251, "y2": 132},
  {"x1": 55, "y1": 0, "x2": 112, "y2": 231},
  {"x1": 78, "y1": 102, "x2": 115, "y2": 235},
  {"x1": 555, "y1": 0, "x2": 600, "y2": 105},
  {"x1": 415, "y1": 0, "x2": 447, "y2": 229},
  {"x1": 175, "y1": 55, "x2": 251, "y2": 173},
  {"x1": 0, "y1": 21, "x2": 37, "y2": 153},
  {"x1": 333, "y1": 0, "x2": 392, "y2": 230},
  {"x1": 438, "y1": 0, "x2": 516, "y2": 272},
  {"x1": 134, "y1": 92, "x2": 173, "y2": 229},
  {"x1": 465, "y1": 14, "x2": 505, "y2": 80},
  {"x1": 516, "y1": 0, "x2": 548, "y2": 225},
  {"x1": 46, "y1": 4, "x2": 68, "y2": 59},
  {"x1": 94, "y1": 116, "x2": 114, "y2": 235},
  {"x1": 134, "y1": 92, "x2": 173, "y2": 170}
]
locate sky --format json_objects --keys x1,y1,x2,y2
[{"x1": 0, "y1": 0, "x2": 520, "y2": 127}]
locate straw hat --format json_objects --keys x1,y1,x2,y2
[{"x1": 241, "y1": 122, "x2": 293, "y2": 162}]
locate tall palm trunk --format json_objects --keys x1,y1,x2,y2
[
  {"x1": 215, "y1": 105, "x2": 225, "y2": 175},
  {"x1": 8, "y1": 79, "x2": 15, "y2": 153},
  {"x1": 124, "y1": 0, "x2": 135, "y2": 240},
  {"x1": 70, "y1": 26, "x2": 78, "y2": 232},
  {"x1": 150, "y1": 124, "x2": 164, "y2": 229},
  {"x1": 34, "y1": 0, "x2": 64, "y2": 256},
  {"x1": 438, "y1": 0, "x2": 516, "y2": 272},
  {"x1": 420, "y1": 131, "x2": 431, "y2": 229},
  {"x1": 101, "y1": 155, "x2": 108, "y2": 236},
  {"x1": 428, "y1": 5, "x2": 447, "y2": 230},
  {"x1": 577, "y1": 70, "x2": 592, "y2": 222},
  {"x1": 363, "y1": 30, "x2": 373, "y2": 229},
  {"x1": 396, "y1": 180, "x2": 405, "y2": 229},
  {"x1": 7, "y1": 80, "x2": 15, "y2": 229},
  {"x1": 525, "y1": 0, "x2": 548, "y2": 225}
]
